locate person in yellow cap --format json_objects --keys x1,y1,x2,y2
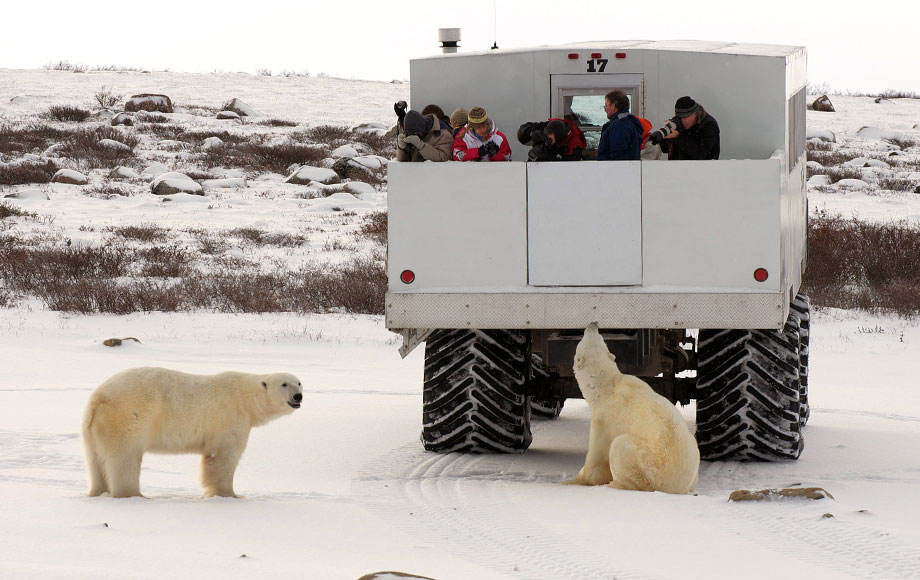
[{"x1": 452, "y1": 106, "x2": 512, "y2": 162}]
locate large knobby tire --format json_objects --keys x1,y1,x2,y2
[
  {"x1": 790, "y1": 292, "x2": 811, "y2": 426},
  {"x1": 422, "y1": 329, "x2": 532, "y2": 453},
  {"x1": 696, "y1": 318, "x2": 803, "y2": 461},
  {"x1": 529, "y1": 353, "x2": 564, "y2": 420}
]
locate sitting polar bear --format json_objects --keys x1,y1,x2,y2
[
  {"x1": 82, "y1": 367, "x2": 303, "y2": 498},
  {"x1": 566, "y1": 323, "x2": 699, "y2": 493}
]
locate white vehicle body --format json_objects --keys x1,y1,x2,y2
[{"x1": 386, "y1": 40, "x2": 807, "y2": 348}]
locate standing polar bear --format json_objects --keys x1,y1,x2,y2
[
  {"x1": 566, "y1": 323, "x2": 699, "y2": 494},
  {"x1": 82, "y1": 367, "x2": 303, "y2": 498}
]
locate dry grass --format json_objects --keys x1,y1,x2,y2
[
  {"x1": 358, "y1": 211, "x2": 387, "y2": 245},
  {"x1": 201, "y1": 141, "x2": 325, "y2": 172},
  {"x1": 0, "y1": 160, "x2": 58, "y2": 185},
  {"x1": 44, "y1": 105, "x2": 92, "y2": 123},
  {"x1": 61, "y1": 127, "x2": 141, "y2": 170},
  {"x1": 0, "y1": 201, "x2": 38, "y2": 219},
  {"x1": 107, "y1": 223, "x2": 170, "y2": 242},
  {"x1": 0, "y1": 123, "x2": 71, "y2": 156}
]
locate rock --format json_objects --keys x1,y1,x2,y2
[
  {"x1": 141, "y1": 162, "x2": 171, "y2": 177},
  {"x1": 844, "y1": 157, "x2": 889, "y2": 169},
  {"x1": 807, "y1": 175, "x2": 830, "y2": 187},
  {"x1": 4, "y1": 189, "x2": 49, "y2": 200},
  {"x1": 43, "y1": 143, "x2": 65, "y2": 157},
  {"x1": 202, "y1": 177, "x2": 248, "y2": 190},
  {"x1": 96, "y1": 109, "x2": 116, "y2": 120},
  {"x1": 729, "y1": 487, "x2": 834, "y2": 502},
  {"x1": 356, "y1": 572, "x2": 436, "y2": 580},
  {"x1": 103, "y1": 337, "x2": 141, "y2": 347},
  {"x1": 110, "y1": 113, "x2": 134, "y2": 126},
  {"x1": 98, "y1": 138, "x2": 132, "y2": 152},
  {"x1": 51, "y1": 169, "x2": 88, "y2": 185},
  {"x1": 109, "y1": 166, "x2": 140, "y2": 179},
  {"x1": 811, "y1": 95, "x2": 835, "y2": 112},
  {"x1": 332, "y1": 155, "x2": 388, "y2": 180},
  {"x1": 216, "y1": 110, "x2": 241, "y2": 121},
  {"x1": 150, "y1": 172, "x2": 203, "y2": 195},
  {"x1": 223, "y1": 98, "x2": 260, "y2": 117},
  {"x1": 332, "y1": 144, "x2": 359, "y2": 158},
  {"x1": 837, "y1": 178, "x2": 869, "y2": 190},
  {"x1": 124, "y1": 93, "x2": 173, "y2": 113},
  {"x1": 285, "y1": 165, "x2": 340, "y2": 185},
  {"x1": 9, "y1": 96, "x2": 28, "y2": 104},
  {"x1": 856, "y1": 126, "x2": 906, "y2": 141},
  {"x1": 343, "y1": 181, "x2": 376, "y2": 195},
  {"x1": 353, "y1": 122, "x2": 389, "y2": 136},
  {"x1": 202, "y1": 136, "x2": 224, "y2": 149},
  {"x1": 805, "y1": 128, "x2": 835, "y2": 143},
  {"x1": 806, "y1": 160, "x2": 824, "y2": 172}
]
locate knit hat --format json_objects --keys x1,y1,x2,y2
[
  {"x1": 674, "y1": 96, "x2": 699, "y2": 118},
  {"x1": 544, "y1": 120, "x2": 569, "y2": 143},
  {"x1": 468, "y1": 106, "x2": 489, "y2": 126},
  {"x1": 403, "y1": 110, "x2": 429, "y2": 136},
  {"x1": 449, "y1": 107, "x2": 468, "y2": 128}
]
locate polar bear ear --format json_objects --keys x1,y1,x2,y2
[{"x1": 260, "y1": 381, "x2": 268, "y2": 389}]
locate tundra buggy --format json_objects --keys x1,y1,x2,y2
[{"x1": 386, "y1": 40, "x2": 809, "y2": 461}]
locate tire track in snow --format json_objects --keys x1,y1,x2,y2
[{"x1": 354, "y1": 446, "x2": 665, "y2": 580}]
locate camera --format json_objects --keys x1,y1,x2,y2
[
  {"x1": 648, "y1": 117, "x2": 681, "y2": 146},
  {"x1": 394, "y1": 100, "x2": 408, "y2": 123}
]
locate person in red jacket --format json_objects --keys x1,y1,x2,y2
[
  {"x1": 517, "y1": 118, "x2": 587, "y2": 161},
  {"x1": 452, "y1": 107, "x2": 512, "y2": 162}
]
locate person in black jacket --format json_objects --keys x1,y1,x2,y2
[{"x1": 656, "y1": 96, "x2": 720, "y2": 160}]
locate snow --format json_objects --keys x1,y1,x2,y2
[{"x1": 2, "y1": 72, "x2": 920, "y2": 580}]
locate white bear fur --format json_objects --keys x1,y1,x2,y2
[
  {"x1": 82, "y1": 367, "x2": 303, "y2": 498},
  {"x1": 566, "y1": 323, "x2": 700, "y2": 493}
]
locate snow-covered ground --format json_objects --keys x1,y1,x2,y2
[{"x1": 2, "y1": 70, "x2": 920, "y2": 580}]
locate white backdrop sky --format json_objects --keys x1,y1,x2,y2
[{"x1": 3, "y1": 0, "x2": 919, "y2": 93}]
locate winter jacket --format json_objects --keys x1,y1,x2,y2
[
  {"x1": 452, "y1": 120, "x2": 512, "y2": 162},
  {"x1": 396, "y1": 113, "x2": 454, "y2": 162},
  {"x1": 659, "y1": 112, "x2": 720, "y2": 160},
  {"x1": 523, "y1": 118, "x2": 586, "y2": 161},
  {"x1": 597, "y1": 112, "x2": 643, "y2": 161}
]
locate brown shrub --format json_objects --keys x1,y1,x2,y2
[
  {"x1": 878, "y1": 178, "x2": 917, "y2": 192},
  {"x1": 44, "y1": 105, "x2": 92, "y2": 123},
  {"x1": 201, "y1": 142, "x2": 325, "y2": 172},
  {"x1": 62, "y1": 127, "x2": 141, "y2": 169},
  {"x1": 807, "y1": 149, "x2": 853, "y2": 168},
  {"x1": 259, "y1": 119, "x2": 299, "y2": 127},
  {"x1": 0, "y1": 160, "x2": 58, "y2": 185},
  {"x1": 85, "y1": 183, "x2": 132, "y2": 198},
  {"x1": 0, "y1": 123, "x2": 71, "y2": 156},
  {"x1": 351, "y1": 131, "x2": 391, "y2": 158},
  {"x1": 298, "y1": 125, "x2": 351, "y2": 146},
  {"x1": 0, "y1": 201, "x2": 38, "y2": 219},
  {"x1": 824, "y1": 166, "x2": 863, "y2": 184},
  {"x1": 137, "y1": 246, "x2": 193, "y2": 277},
  {"x1": 108, "y1": 223, "x2": 170, "y2": 242},
  {"x1": 358, "y1": 211, "x2": 387, "y2": 245}
]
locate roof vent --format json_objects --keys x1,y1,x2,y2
[{"x1": 438, "y1": 28, "x2": 461, "y2": 54}]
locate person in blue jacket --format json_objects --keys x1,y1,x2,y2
[{"x1": 596, "y1": 90, "x2": 642, "y2": 161}]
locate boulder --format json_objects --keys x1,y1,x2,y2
[
  {"x1": 223, "y1": 98, "x2": 260, "y2": 117},
  {"x1": 141, "y1": 162, "x2": 171, "y2": 177},
  {"x1": 202, "y1": 136, "x2": 224, "y2": 149},
  {"x1": 331, "y1": 144, "x2": 359, "y2": 158},
  {"x1": 343, "y1": 181, "x2": 375, "y2": 195},
  {"x1": 837, "y1": 178, "x2": 869, "y2": 190},
  {"x1": 51, "y1": 169, "x2": 88, "y2": 185},
  {"x1": 124, "y1": 93, "x2": 173, "y2": 113},
  {"x1": 285, "y1": 165, "x2": 340, "y2": 185},
  {"x1": 98, "y1": 139, "x2": 132, "y2": 152},
  {"x1": 216, "y1": 110, "x2": 241, "y2": 121},
  {"x1": 150, "y1": 172, "x2": 203, "y2": 195},
  {"x1": 811, "y1": 95, "x2": 835, "y2": 112},
  {"x1": 110, "y1": 113, "x2": 134, "y2": 126},
  {"x1": 332, "y1": 155, "x2": 387, "y2": 180},
  {"x1": 805, "y1": 128, "x2": 836, "y2": 143},
  {"x1": 353, "y1": 122, "x2": 389, "y2": 136},
  {"x1": 729, "y1": 487, "x2": 834, "y2": 502},
  {"x1": 109, "y1": 166, "x2": 140, "y2": 179}
]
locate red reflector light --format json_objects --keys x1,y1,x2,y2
[
  {"x1": 591, "y1": 52, "x2": 602, "y2": 59},
  {"x1": 400, "y1": 270, "x2": 415, "y2": 284},
  {"x1": 567, "y1": 53, "x2": 579, "y2": 59},
  {"x1": 753, "y1": 268, "x2": 769, "y2": 282},
  {"x1": 615, "y1": 52, "x2": 627, "y2": 59}
]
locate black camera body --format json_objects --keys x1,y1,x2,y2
[{"x1": 648, "y1": 117, "x2": 681, "y2": 146}]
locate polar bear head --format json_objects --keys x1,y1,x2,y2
[
  {"x1": 574, "y1": 322, "x2": 617, "y2": 371},
  {"x1": 260, "y1": 372, "x2": 304, "y2": 412}
]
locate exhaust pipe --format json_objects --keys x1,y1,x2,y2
[{"x1": 438, "y1": 28, "x2": 460, "y2": 54}]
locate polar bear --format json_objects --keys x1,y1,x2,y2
[
  {"x1": 565, "y1": 323, "x2": 699, "y2": 493},
  {"x1": 82, "y1": 367, "x2": 303, "y2": 498}
]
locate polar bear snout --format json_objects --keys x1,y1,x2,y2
[{"x1": 288, "y1": 392, "x2": 303, "y2": 409}]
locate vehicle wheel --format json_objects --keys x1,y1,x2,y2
[
  {"x1": 790, "y1": 292, "x2": 811, "y2": 425},
  {"x1": 529, "y1": 353, "x2": 564, "y2": 419},
  {"x1": 422, "y1": 329, "x2": 532, "y2": 453},
  {"x1": 695, "y1": 319, "x2": 803, "y2": 461}
]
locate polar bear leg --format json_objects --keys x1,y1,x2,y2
[
  {"x1": 565, "y1": 418, "x2": 614, "y2": 486},
  {"x1": 608, "y1": 434, "x2": 654, "y2": 492},
  {"x1": 83, "y1": 438, "x2": 109, "y2": 497},
  {"x1": 200, "y1": 432, "x2": 249, "y2": 498},
  {"x1": 105, "y1": 446, "x2": 144, "y2": 498}
]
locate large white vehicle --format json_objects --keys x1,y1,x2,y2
[{"x1": 386, "y1": 40, "x2": 809, "y2": 461}]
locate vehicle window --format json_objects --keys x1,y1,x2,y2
[{"x1": 563, "y1": 93, "x2": 634, "y2": 151}]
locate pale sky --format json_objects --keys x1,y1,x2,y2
[{"x1": 3, "y1": 0, "x2": 918, "y2": 93}]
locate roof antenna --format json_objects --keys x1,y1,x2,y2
[{"x1": 491, "y1": 0, "x2": 498, "y2": 50}]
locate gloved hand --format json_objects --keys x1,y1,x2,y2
[
  {"x1": 527, "y1": 146, "x2": 542, "y2": 161},
  {"x1": 477, "y1": 144, "x2": 490, "y2": 158},
  {"x1": 484, "y1": 141, "x2": 500, "y2": 156},
  {"x1": 404, "y1": 134, "x2": 423, "y2": 148},
  {"x1": 397, "y1": 133, "x2": 407, "y2": 150}
]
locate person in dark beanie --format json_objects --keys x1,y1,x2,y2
[
  {"x1": 396, "y1": 109, "x2": 454, "y2": 162},
  {"x1": 452, "y1": 106, "x2": 512, "y2": 162},
  {"x1": 517, "y1": 118, "x2": 586, "y2": 161},
  {"x1": 597, "y1": 90, "x2": 642, "y2": 161},
  {"x1": 658, "y1": 96, "x2": 720, "y2": 160}
]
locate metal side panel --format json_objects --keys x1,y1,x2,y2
[
  {"x1": 386, "y1": 291, "x2": 786, "y2": 330},
  {"x1": 528, "y1": 162, "x2": 642, "y2": 286},
  {"x1": 387, "y1": 162, "x2": 528, "y2": 291}
]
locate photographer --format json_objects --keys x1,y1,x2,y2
[
  {"x1": 597, "y1": 90, "x2": 643, "y2": 161},
  {"x1": 394, "y1": 102, "x2": 454, "y2": 162},
  {"x1": 649, "y1": 96, "x2": 720, "y2": 160},
  {"x1": 452, "y1": 107, "x2": 512, "y2": 162},
  {"x1": 517, "y1": 119, "x2": 586, "y2": 162}
]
